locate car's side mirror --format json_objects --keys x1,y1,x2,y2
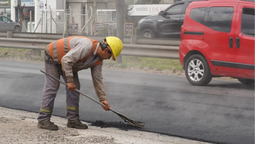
[
  {"x1": 159, "y1": 11, "x2": 165, "y2": 16},
  {"x1": 165, "y1": 15, "x2": 170, "y2": 19}
]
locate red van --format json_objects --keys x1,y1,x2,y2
[{"x1": 179, "y1": 0, "x2": 255, "y2": 86}]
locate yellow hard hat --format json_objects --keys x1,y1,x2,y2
[{"x1": 106, "y1": 36, "x2": 123, "y2": 60}]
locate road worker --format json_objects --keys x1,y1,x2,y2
[{"x1": 37, "y1": 36, "x2": 123, "y2": 131}]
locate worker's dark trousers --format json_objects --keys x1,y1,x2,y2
[{"x1": 38, "y1": 52, "x2": 81, "y2": 122}]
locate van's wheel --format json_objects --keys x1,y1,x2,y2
[
  {"x1": 185, "y1": 54, "x2": 212, "y2": 86},
  {"x1": 14, "y1": 26, "x2": 21, "y2": 32},
  {"x1": 141, "y1": 29, "x2": 155, "y2": 38},
  {"x1": 238, "y1": 78, "x2": 254, "y2": 85}
]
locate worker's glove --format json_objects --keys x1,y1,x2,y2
[
  {"x1": 101, "y1": 100, "x2": 110, "y2": 111},
  {"x1": 67, "y1": 82, "x2": 76, "y2": 91}
]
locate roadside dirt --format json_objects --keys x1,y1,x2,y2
[
  {"x1": 0, "y1": 107, "x2": 119, "y2": 144},
  {"x1": 0, "y1": 107, "x2": 211, "y2": 144}
]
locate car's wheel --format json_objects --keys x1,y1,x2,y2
[
  {"x1": 238, "y1": 78, "x2": 254, "y2": 85},
  {"x1": 141, "y1": 29, "x2": 155, "y2": 39},
  {"x1": 185, "y1": 54, "x2": 212, "y2": 86},
  {"x1": 14, "y1": 26, "x2": 21, "y2": 32}
]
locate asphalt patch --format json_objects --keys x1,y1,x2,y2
[{"x1": 91, "y1": 120, "x2": 142, "y2": 131}]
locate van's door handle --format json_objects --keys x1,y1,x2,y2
[
  {"x1": 236, "y1": 37, "x2": 240, "y2": 48},
  {"x1": 229, "y1": 37, "x2": 233, "y2": 48}
]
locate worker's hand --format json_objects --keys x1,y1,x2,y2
[
  {"x1": 101, "y1": 100, "x2": 110, "y2": 111},
  {"x1": 67, "y1": 82, "x2": 76, "y2": 91}
]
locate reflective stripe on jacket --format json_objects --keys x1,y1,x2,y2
[{"x1": 48, "y1": 36, "x2": 100, "y2": 65}]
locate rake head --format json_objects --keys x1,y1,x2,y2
[{"x1": 111, "y1": 109, "x2": 144, "y2": 127}]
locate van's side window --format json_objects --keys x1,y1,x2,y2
[
  {"x1": 241, "y1": 8, "x2": 254, "y2": 36},
  {"x1": 166, "y1": 3, "x2": 185, "y2": 15},
  {"x1": 190, "y1": 8, "x2": 206, "y2": 24},
  {"x1": 205, "y1": 7, "x2": 234, "y2": 33}
]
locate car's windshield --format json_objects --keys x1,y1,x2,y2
[
  {"x1": 1, "y1": 16, "x2": 11, "y2": 22},
  {"x1": 165, "y1": 3, "x2": 184, "y2": 14}
]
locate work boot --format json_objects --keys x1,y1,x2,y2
[
  {"x1": 67, "y1": 119, "x2": 88, "y2": 129},
  {"x1": 37, "y1": 120, "x2": 58, "y2": 131}
]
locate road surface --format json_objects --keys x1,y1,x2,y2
[{"x1": 0, "y1": 60, "x2": 253, "y2": 144}]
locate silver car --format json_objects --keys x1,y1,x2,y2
[{"x1": 0, "y1": 15, "x2": 21, "y2": 32}]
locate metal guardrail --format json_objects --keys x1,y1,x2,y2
[
  {"x1": 123, "y1": 44, "x2": 179, "y2": 59},
  {"x1": 0, "y1": 32, "x2": 180, "y2": 59},
  {"x1": 0, "y1": 32, "x2": 181, "y2": 45}
]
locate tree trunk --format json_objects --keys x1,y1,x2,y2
[
  {"x1": 18, "y1": 9, "x2": 23, "y2": 29},
  {"x1": 17, "y1": 0, "x2": 25, "y2": 32}
]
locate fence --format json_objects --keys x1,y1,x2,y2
[{"x1": 29, "y1": 7, "x2": 118, "y2": 37}]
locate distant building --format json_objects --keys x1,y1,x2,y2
[
  {"x1": 0, "y1": 0, "x2": 11, "y2": 18},
  {"x1": 127, "y1": 0, "x2": 178, "y2": 4},
  {"x1": 5, "y1": 0, "x2": 179, "y2": 33}
]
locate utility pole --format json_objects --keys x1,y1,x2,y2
[
  {"x1": 11, "y1": 0, "x2": 15, "y2": 21},
  {"x1": 115, "y1": 0, "x2": 125, "y2": 63},
  {"x1": 34, "y1": 0, "x2": 40, "y2": 33},
  {"x1": 63, "y1": 0, "x2": 68, "y2": 37}
]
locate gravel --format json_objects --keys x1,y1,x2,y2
[{"x1": 0, "y1": 106, "x2": 212, "y2": 144}]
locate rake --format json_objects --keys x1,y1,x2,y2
[{"x1": 40, "y1": 70, "x2": 144, "y2": 127}]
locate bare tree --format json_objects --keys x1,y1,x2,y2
[{"x1": 17, "y1": 0, "x2": 25, "y2": 31}]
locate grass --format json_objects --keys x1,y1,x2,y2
[
  {"x1": 0, "y1": 47, "x2": 184, "y2": 74},
  {"x1": 105, "y1": 56, "x2": 183, "y2": 71},
  {"x1": 0, "y1": 47, "x2": 44, "y2": 61}
]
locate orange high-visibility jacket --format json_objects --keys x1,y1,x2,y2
[{"x1": 48, "y1": 36, "x2": 101, "y2": 66}]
